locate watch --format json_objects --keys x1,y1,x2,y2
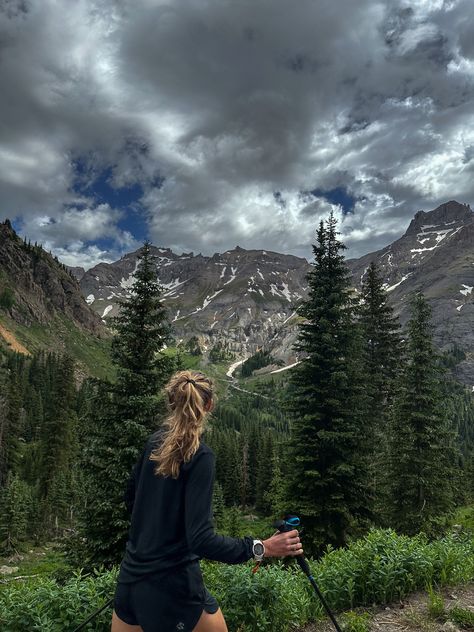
[{"x1": 252, "y1": 539, "x2": 265, "y2": 561}]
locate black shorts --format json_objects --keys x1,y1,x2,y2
[{"x1": 113, "y1": 560, "x2": 219, "y2": 631}]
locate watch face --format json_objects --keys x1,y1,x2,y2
[{"x1": 254, "y1": 543, "x2": 264, "y2": 555}]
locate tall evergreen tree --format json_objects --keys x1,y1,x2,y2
[
  {"x1": 385, "y1": 292, "x2": 458, "y2": 535},
  {"x1": 358, "y1": 260, "x2": 403, "y2": 515},
  {"x1": 0, "y1": 368, "x2": 22, "y2": 486},
  {"x1": 38, "y1": 354, "x2": 76, "y2": 536},
  {"x1": 255, "y1": 431, "x2": 275, "y2": 514},
  {"x1": 111, "y1": 241, "x2": 174, "y2": 439},
  {"x1": 0, "y1": 472, "x2": 33, "y2": 553},
  {"x1": 284, "y1": 211, "x2": 372, "y2": 555},
  {"x1": 76, "y1": 242, "x2": 174, "y2": 566}
]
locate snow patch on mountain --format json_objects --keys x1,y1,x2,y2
[
  {"x1": 223, "y1": 266, "x2": 237, "y2": 285},
  {"x1": 160, "y1": 278, "x2": 187, "y2": 296},
  {"x1": 270, "y1": 282, "x2": 292, "y2": 301},
  {"x1": 190, "y1": 289, "x2": 223, "y2": 314},
  {"x1": 120, "y1": 261, "x2": 140, "y2": 289},
  {"x1": 383, "y1": 273, "x2": 413, "y2": 292},
  {"x1": 102, "y1": 305, "x2": 113, "y2": 318}
]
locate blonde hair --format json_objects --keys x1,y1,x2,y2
[{"x1": 149, "y1": 370, "x2": 216, "y2": 479}]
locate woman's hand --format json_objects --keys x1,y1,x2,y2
[{"x1": 262, "y1": 529, "x2": 304, "y2": 558}]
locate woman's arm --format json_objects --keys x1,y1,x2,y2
[{"x1": 184, "y1": 449, "x2": 254, "y2": 563}]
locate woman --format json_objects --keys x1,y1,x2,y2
[{"x1": 111, "y1": 369, "x2": 303, "y2": 632}]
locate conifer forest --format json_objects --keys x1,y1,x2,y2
[{"x1": 0, "y1": 214, "x2": 473, "y2": 631}]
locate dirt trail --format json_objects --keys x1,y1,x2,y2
[
  {"x1": 0, "y1": 322, "x2": 30, "y2": 355},
  {"x1": 300, "y1": 582, "x2": 474, "y2": 632}
]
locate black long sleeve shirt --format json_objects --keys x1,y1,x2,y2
[{"x1": 118, "y1": 430, "x2": 255, "y2": 583}]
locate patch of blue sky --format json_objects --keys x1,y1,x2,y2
[
  {"x1": 71, "y1": 159, "x2": 152, "y2": 242},
  {"x1": 310, "y1": 186, "x2": 357, "y2": 215}
]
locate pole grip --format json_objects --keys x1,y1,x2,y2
[{"x1": 273, "y1": 515, "x2": 312, "y2": 577}]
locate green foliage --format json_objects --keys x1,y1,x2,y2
[
  {"x1": 0, "y1": 287, "x2": 15, "y2": 310},
  {"x1": 426, "y1": 584, "x2": 445, "y2": 619},
  {"x1": 0, "y1": 473, "x2": 33, "y2": 553},
  {"x1": 1, "y1": 528, "x2": 473, "y2": 632},
  {"x1": 221, "y1": 505, "x2": 242, "y2": 537},
  {"x1": 0, "y1": 566, "x2": 117, "y2": 631},
  {"x1": 0, "y1": 351, "x2": 79, "y2": 550},
  {"x1": 2, "y1": 314, "x2": 113, "y2": 380},
  {"x1": 184, "y1": 335, "x2": 203, "y2": 356},
  {"x1": 358, "y1": 260, "x2": 403, "y2": 518},
  {"x1": 452, "y1": 505, "x2": 474, "y2": 531},
  {"x1": 284, "y1": 211, "x2": 373, "y2": 555},
  {"x1": 212, "y1": 480, "x2": 226, "y2": 529},
  {"x1": 201, "y1": 560, "x2": 317, "y2": 631},
  {"x1": 73, "y1": 242, "x2": 176, "y2": 567},
  {"x1": 440, "y1": 343, "x2": 467, "y2": 369},
  {"x1": 209, "y1": 340, "x2": 235, "y2": 362},
  {"x1": 340, "y1": 610, "x2": 371, "y2": 632},
  {"x1": 240, "y1": 350, "x2": 282, "y2": 377},
  {"x1": 385, "y1": 292, "x2": 459, "y2": 535},
  {"x1": 448, "y1": 605, "x2": 474, "y2": 628}
]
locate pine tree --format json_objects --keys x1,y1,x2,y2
[
  {"x1": 0, "y1": 366, "x2": 23, "y2": 486},
  {"x1": 219, "y1": 432, "x2": 241, "y2": 506},
  {"x1": 385, "y1": 292, "x2": 458, "y2": 535},
  {"x1": 212, "y1": 480, "x2": 226, "y2": 529},
  {"x1": 264, "y1": 441, "x2": 290, "y2": 518},
  {"x1": 38, "y1": 354, "x2": 76, "y2": 535},
  {"x1": 111, "y1": 241, "x2": 174, "y2": 440},
  {"x1": 76, "y1": 242, "x2": 175, "y2": 567},
  {"x1": 0, "y1": 472, "x2": 33, "y2": 553},
  {"x1": 39, "y1": 355, "x2": 75, "y2": 501},
  {"x1": 255, "y1": 431, "x2": 275, "y2": 514},
  {"x1": 358, "y1": 260, "x2": 403, "y2": 516},
  {"x1": 284, "y1": 211, "x2": 372, "y2": 555},
  {"x1": 222, "y1": 504, "x2": 241, "y2": 537}
]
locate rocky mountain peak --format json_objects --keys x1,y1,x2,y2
[{"x1": 405, "y1": 200, "x2": 473, "y2": 236}]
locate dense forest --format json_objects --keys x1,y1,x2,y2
[{"x1": 0, "y1": 217, "x2": 473, "y2": 567}]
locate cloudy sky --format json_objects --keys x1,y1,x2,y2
[{"x1": 1, "y1": 0, "x2": 474, "y2": 269}]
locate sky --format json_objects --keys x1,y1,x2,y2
[{"x1": 1, "y1": 0, "x2": 474, "y2": 269}]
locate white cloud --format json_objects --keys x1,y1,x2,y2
[{"x1": 0, "y1": 0, "x2": 474, "y2": 265}]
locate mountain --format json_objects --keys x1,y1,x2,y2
[
  {"x1": 68, "y1": 266, "x2": 86, "y2": 281},
  {"x1": 79, "y1": 200, "x2": 474, "y2": 386},
  {"x1": 81, "y1": 245, "x2": 309, "y2": 359},
  {"x1": 346, "y1": 200, "x2": 474, "y2": 385},
  {"x1": 0, "y1": 220, "x2": 110, "y2": 378}
]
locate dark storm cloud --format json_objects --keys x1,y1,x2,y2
[{"x1": 1, "y1": 0, "x2": 474, "y2": 266}]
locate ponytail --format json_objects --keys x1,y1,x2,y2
[{"x1": 149, "y1": 370, "x2": 215, "y2": 478}]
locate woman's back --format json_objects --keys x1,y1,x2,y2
[{"x1": 118, "y1": 429, "x2": 254, "y2": 584}]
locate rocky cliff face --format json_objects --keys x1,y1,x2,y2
[
  {"x1": 0, "y1": 220, "x2": 104, "y2": 336},
  {"x1": 78, "y1": 199, "x2": 474, "y2": 386},
  {"x1": 81, "y1": 245, "x2": 309, "y2": 361},
  {"x1": 346, "y1": 200, "x2": 474, "y2": 385}
]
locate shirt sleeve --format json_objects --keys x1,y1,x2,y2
[
  {"x1": 184, "y1": 449, "x2": 254, "y2": 564},
  {"x1": 123, "y1": 442, "x2": 148, "y2": 515}
]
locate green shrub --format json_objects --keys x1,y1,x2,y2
[
  {"x1": 0, "y1": 567, "x2": 116, "y2": 631},
  {"x1": 340, "y1": 611, "x2": 371, "y2": 632},
  {"x1": 0, "y1": 528, "x2": 473, "y2": 632},
  {"x1": 0, "y1": 287, "x2": 14, "y2": 310},
  {"x1": 448, "y1": 605, "x2": 474, "y2": 629},
  {"x1": 426, "y1": 584, "x2": 445, "y2": 619}
]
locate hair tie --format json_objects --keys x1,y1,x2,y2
[{"x1": 186, "y1": 378, "x2": 196, "y2": 385}]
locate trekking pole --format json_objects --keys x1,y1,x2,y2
[
  {"x1": 71, "y1": 596, "x2": 114, "y2": 632},
  {"x1": 274, "y1": 514, "x2": 343, "y2": 632}
]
